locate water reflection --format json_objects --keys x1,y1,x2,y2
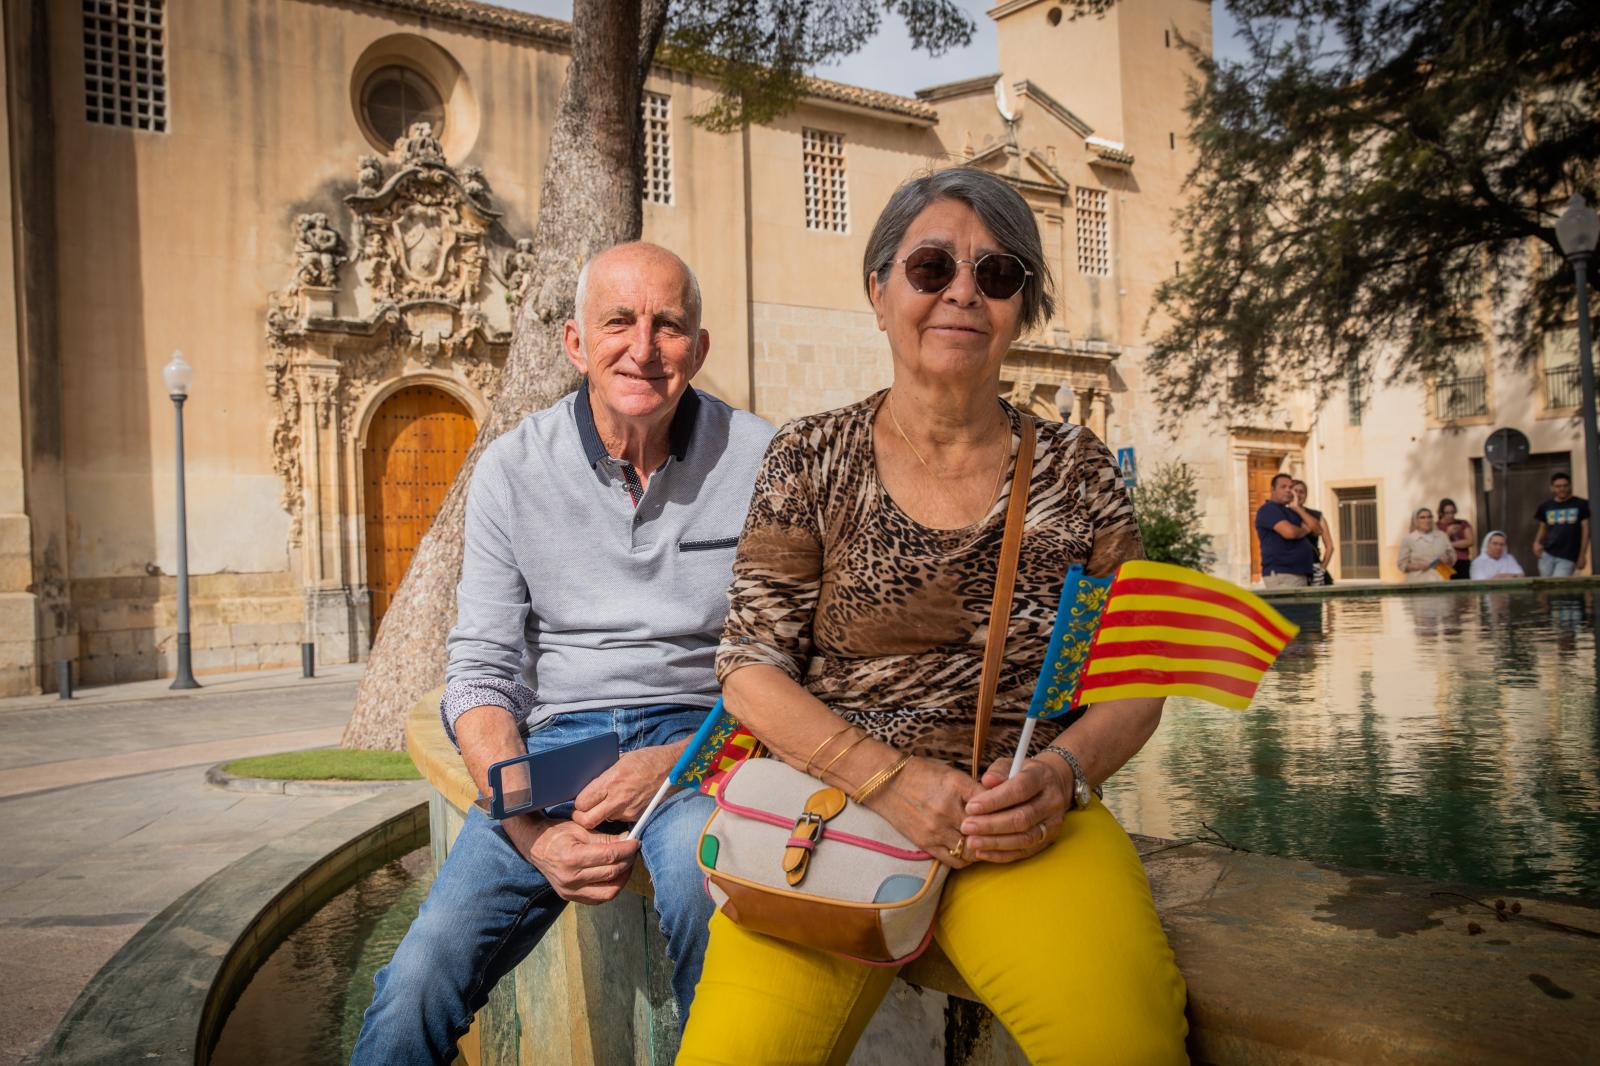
[
  {"x1": 1104, "y1": 588, "x2": 1600, "y2": 899},
  {"x1": 212, "y1": 848, "x2": 433, "y2": 1065}
]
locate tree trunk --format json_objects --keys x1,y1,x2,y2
[{"x1": 342, "y1": 0, "x2": 668, "y2": 749}]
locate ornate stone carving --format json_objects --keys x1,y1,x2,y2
[
  {"x1": 264, "y1": 123, "x2": 523, "y2": 547},
  {"x1": 504, "y1": 238, "x2": 535, "y2": 308},
  {"x1": 357, "y1": 154, "x2": 383, "y2": 194},
  {"x1": 294, "y1": 213, "x2": 345, "y2": 289}
]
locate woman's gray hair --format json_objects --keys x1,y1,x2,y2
[{"x1": 862, "y1": 167, "x2": 1056, "y2": 332}]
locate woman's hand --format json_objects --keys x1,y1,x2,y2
[
  {"x1": 957, "y1": 756, "x2": 1073, "y2": 863},
  {"x1": 866, "y1": 756, "x2": 985, "y2": 869}
]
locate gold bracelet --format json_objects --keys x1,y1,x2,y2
[
  {"x1": 851, "y1": 753, "x2": 912, "y2": 804},
  {"x1": 818, "y1": 731, "x2": 869, "y2": 778},
  {"x1": 803, "y1": 724, "x2": 856, "y2": 776}
]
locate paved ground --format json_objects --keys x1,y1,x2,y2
[{"x1": 0, "y1": 663, "x2": 373, "y2": 1065}]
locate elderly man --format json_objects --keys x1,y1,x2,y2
[{"x1": 351, "y1": 242, "x2": 773, "y2": 1064}]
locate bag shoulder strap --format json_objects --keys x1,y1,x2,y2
[{"x1": 970, "y1": 412, "x2": 1036, "y2": 779}]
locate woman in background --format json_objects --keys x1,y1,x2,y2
[
  {"x1": 1397, "y1": 508, "x2": 1454, "y2": 582},
  {"x1": 1438, "y1": 499, "x2": 1474, "y2": 580},
  {"x1": 1292, "y1": 479, "x2": 1334, "y2": 585},
  {"x1": 1470, "y1": 531, "x2": 1525, "y2": 580}
]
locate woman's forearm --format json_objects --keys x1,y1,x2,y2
[
  {"x1": 723, "y1": 664, "x2": 900, "y2": 794},
  {"x1": 1042, "y1": 696, "x2": 1164, "y2": 788}
]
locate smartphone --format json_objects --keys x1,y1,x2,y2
[{"x1": 478, "y1": 732, "x2": 620, "y2": 819}]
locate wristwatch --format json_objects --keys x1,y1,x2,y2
[{"x1": 1043, "y1": 744, "x2": 1093, "y2": 810}]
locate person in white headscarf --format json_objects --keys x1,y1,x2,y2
[{"x1": 1470, "y1": 530, "x2": 1525, "y2": 580}]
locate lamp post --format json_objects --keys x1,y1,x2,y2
[
  {"x1": 1056, "y1": 384, "x2": 1076, "y2": 424},
  {"x1": 1555, "y1": 193, "x2": 1600, "y2": 576},
  {"x1": 163, "y1": 351, "x2": 200, "y2": 689}
]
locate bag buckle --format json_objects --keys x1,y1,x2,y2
[{"x1": 784, "y1": 787, "x2": 846, "y2": 886}]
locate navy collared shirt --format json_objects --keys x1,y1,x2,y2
[{"x1": 574, "y1": 380, "x2": 702, "y2": 506}]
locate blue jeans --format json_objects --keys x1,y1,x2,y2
[
  {"x1": 349, "y1": 704, "x2": 716, "y2": 1066},
  {"x1": 1539, "y1": 553, "x2": 1577, "y2": 578}
]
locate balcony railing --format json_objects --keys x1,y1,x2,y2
[
  {"x1": 1545, "y1": 364, "x2": 1582, "y2": 410},
  {"x1": 1434, "y1": 374, "x2": 1488, "y2": 421}
]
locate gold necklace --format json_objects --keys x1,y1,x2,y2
[{"x1": 886, "y1": 393, "x2": 1010, "y2": 527}]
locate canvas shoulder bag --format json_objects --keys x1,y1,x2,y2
[{"x1": 694, "y1": 413, "x2": 1037, "y2": 964}]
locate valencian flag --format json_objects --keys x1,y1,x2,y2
[
  {"x1": 1028, "y1": 564, "x2": 1116, "y2": 720},
  {"x1": 1073, "y1": 560, "x2": 1299, "y2": 710},
  {"x1": 668, "y1": 697, "x2": 763, "y2": 797},
  {"x1": 629, "y1": 698, "x2": 761, "y2": 840}
]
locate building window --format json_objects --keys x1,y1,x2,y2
[
  {"x1": 1335, "y1": 486, "x2": 1380, "y2": 579},
  {"x1": 1542, "y1": 327, "x2": 1581, "y2": 410},
  {"x1": 360, "y1": 66, "x2": 445, "y2": 151},
  {"x1": 641, "y1": 91, "x2": 673, "y2": 206},
  {"x1": 1431, "y1": 349, "x2": 1489, "y2": 422},
  {"x1": 1075, "y1": 187, "x2": 1110, "y2": 276},
  {"x1": 82, "y1": 0, "x2": 167, "y2": 132},
  {"x1": 1346, "y1": 364, "x2": 1364, "y2": 426},
  {"x1": 802, "y1": 128, "x2": 848, "y2": 233}
]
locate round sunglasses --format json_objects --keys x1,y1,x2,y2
[{"x1": 895, "y1": 246, "x2": 1032, "y2": 301}]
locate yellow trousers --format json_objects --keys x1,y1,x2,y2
[{"x1": 677, "y1": 799, "x2": 1188, "y2": 1065}]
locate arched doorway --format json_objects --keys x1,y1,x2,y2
[{"x1": 362, "y1": 384, "x2": 477, "y2": 635}]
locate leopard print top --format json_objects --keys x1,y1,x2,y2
[{"x1": 716, "y1": 389, "x2": 1142, "y2": 769}]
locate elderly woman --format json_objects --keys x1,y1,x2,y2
[
  {"x1": 1397, "y1": 508, "x2": 1455, "y2": 582},
  {"x1": 1470, "y1": 531, "x2": 1525, "y2": 580},
  {"x1": 676, "y1": 169, "x2": 1187, "y2": 1064}
]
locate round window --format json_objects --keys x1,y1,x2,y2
[{"x1": 360, "y1": 65, "x2": 446, "y2": 151}]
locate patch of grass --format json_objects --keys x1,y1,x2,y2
[{"x1": 222, "y1": 749, "x2": 421, "y2": 782}]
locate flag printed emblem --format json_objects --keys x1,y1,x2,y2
[
  {"x1": 669, "y1": 699, "x2": 762, "y2": 797},
  {"x1": 1028, "y1": 565, "x2": 1113, "y2": 720}
]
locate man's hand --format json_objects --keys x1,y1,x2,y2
[
  {"x1": 571, "y1": 741, "x2": 686, "y2": 829},
  {"x1": 508, "y1": 817, "x2": 640, "y2": 905}
]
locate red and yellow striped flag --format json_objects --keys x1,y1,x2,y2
[{"x1": 1073, "y1": 561, "x2": 1299, "y2": 710}]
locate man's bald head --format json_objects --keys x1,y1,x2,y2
[{"x1": 573, "y1": 242, "x2": 703, "y2": 344}]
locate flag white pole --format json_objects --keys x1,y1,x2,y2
[
  {"x1": 627, "y1": 778, "x2": 674, "y2": 841},
  {"x1": 1009, "y1": 717, "x2": 1038, "y2": 779}
]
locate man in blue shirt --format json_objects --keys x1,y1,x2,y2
[
  {"x1": 1532, "y1": 471, "x2": 1591, "y2": 578},
  {"x1": 1254, "y1": 472, "x2": 1318, "y2": 587}
]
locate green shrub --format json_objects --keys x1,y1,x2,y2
[{"x1": 1134, "y1": 462, "x2": 1216, "y2": 572}]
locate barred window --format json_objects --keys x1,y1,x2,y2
[
  {"x1": 83, "y1": 0, "x2": 168, "y2": 132},
  {"x1": 1075, "y1": 187, "x2": 1110, "y2": 276},
  {"x1": 641, "y1": 91, "x2": 673, "y2": 206},
  {"x1": 802, "y1": 128, "x2": 848, "y2": 233}
]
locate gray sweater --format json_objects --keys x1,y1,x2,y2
[{"x1": 439, "y1": 384, "x2": 774, "y2": 743}]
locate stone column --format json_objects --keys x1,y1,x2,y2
[
  {"x1": 1089, "y1": 390, "x2": 1108, "y2": 440},
  {"x1": 295, "y1": 360, "x2": 366, "y2": 665}
]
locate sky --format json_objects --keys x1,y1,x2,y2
[{"x1": 492, "y1": 1, "x2": 1252, "y2": 98}]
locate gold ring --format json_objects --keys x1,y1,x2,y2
[
  {"x1": 1035, "y1": 822, "x2": 1048, "y2": 843},
  {"x1": 947, "y1": 837, "x2": 965, "y2": 860}
]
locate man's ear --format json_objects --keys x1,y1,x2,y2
[
  {"x1": 690, "y1": 328, "x2": 711, "y2": 378},
  {"x1": 867, "y1": 271, "x2": 887, "y2": 333},
  {"x1": 562, "y1": 319, "x2": 588, "y2": 376}
]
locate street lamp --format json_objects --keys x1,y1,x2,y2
[
  {"x1": 1056, "y1": 384, "x2": 1076, "y2": 424},
  {"x1": 1555, "y1": 193, "x2": 1600, "y2": 576},
  {"x1": 162, "y1": 350, "x2": 200, "y2": 689}
]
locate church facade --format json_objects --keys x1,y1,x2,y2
[{"x1": 2, "y1": 0, "x2": 1220, "y2": 694}]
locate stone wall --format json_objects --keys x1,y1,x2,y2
[
  {"x1": 65, "y1": 571, "x2": 336, "y2": 686},
  {"x1": 751, "y1": 301, "x2": 892, "y2": 425}
]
